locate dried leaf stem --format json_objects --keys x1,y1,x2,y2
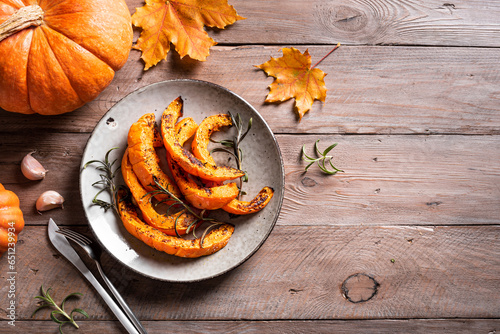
[{"x1": 312, "y1": 42, "x2": 341, "y2": 69}]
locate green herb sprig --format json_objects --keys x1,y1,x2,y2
[
  {"x1": 82, "y1": 147, "x2": 121, "y2": 213},
  {"x1": 83, "y1": 147, "x2": 224, "y2": 248},
  {"x1": 302, "y1": 140, "x2": 343, "y2": 175},
  {"x1": 32, "y1": 285, "x2": 88, "y2": 334},
  {"x1": 211, "y1": 112, "x2": 252, "y2": 183},
  {"x1": 148, "y1": 177, "x2": 225, "y2": 246}
]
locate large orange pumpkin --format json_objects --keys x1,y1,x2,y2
[{"x1": 0, "y1": 0, "x2": 133, "y2": 115}]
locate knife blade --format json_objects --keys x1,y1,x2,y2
[{"x1": 48, "y1": 218, "x2": 139, "y2": 334}]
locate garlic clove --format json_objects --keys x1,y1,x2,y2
[
  {"x1": 21, "y1": 152, "x2": 47, "y2": 180},
  {"x1": 36, "y1": 191, "x2": 64, "y2": 212}
]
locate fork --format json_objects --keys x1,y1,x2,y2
[{"x1": 57, "y1": 228, "x2": 148, "y2": 334}]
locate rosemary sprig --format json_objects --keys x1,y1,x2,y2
[
  {"x1": 82, "y1": 147, "x2": 121, "y2": 213},
  {"x1": 302, "y1": 139, "x2": 344, "y2": 175},
  {"x1": 32, "y1": 285, "x2": 89, "y2": 334},
  {"x1": 148, "y1": 177, "x2": 208, "y2": 221},
  {"x1": 84, "y1": 148, "x2": 226, "y2": 247},
  {"x1": 211, "y1": 112, "x2": 252, "y2": 183},
  {"x1": 148, "y1": 177, "x2": 222, "y2": 246}
]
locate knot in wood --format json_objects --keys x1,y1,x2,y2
[
  {"x1": 341, "y1": 273, "x2": 379, "y2": 303},
  {"x1": 301, "y1": 177, "x2": 317, "y2": 187},
  {"x1": 329, "y1": 5, "x2": 367, "y2": 32}
]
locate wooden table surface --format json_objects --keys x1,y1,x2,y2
[{"x1": 1, "y1": 0, "x2": 500, "y2": 333}]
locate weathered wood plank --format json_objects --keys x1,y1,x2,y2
[
  {"x1": 5, "y1": 319, "x2": 500, "y2": 334},
  {"x1": 1, "y1": 225, "x2": 499, "y2": 321},
  {"x1": 123, "y1": 0, "x2": 500, "y2": 47},
  {"x1": 279, "y1": 134, "x2": 500, "y2": 226},
  {"x1": 0, "y1": 133, "x2": 86, "y2": 223},
  {"x1": 1, "y1": 134, "x2": 499, "y2": 226},
  {"x1": 1, "y1": 46, "x2": 499, "y2": 135}
]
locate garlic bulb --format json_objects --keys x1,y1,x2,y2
[
  {"x1": 21, "y1": 152, "x2": 47, "y2": 180},
  {"x1": 36, "y1": 191, "x2": 64, "y2": 212}
]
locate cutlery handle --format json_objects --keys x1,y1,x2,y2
[
  {"x1": 91, "y1": 276, "x2": 140, "y2": 334},
  {"x1": 74, "y1": 261, "x2": 139, "y2": 334},
  {"x1": 48, "y1": 219, "x2": 139, "y2": 334},
  {"x1": 96, "y1": 262, "x2": 148, "y2": 334}
]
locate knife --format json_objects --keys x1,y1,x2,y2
[{"x1": 48, "y1": 218, "x2": 139, "y2": 334}]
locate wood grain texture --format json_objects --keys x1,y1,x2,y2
[
  {"x1": 1, "y1": 0, "x2": 499, "y2": 331},
  {"x1": 279, "y1": 134, "x2": 500, "y2": 226},
  {"x1": 123, "y1": 0, "x2": 500, "y2": 47},
  {"x1": 1, "y1": 133, "x2": 498, "y2": 227},
  {"x1": 1, "y1": 46, "x2": 499, "y2": 135},
  {"x1": 5, "y1": 319, "x2": 500, "y2": 334},
  {"x1": 1, "y1": 225, "x2": 499, "y2": 321}
]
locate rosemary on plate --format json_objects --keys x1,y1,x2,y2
[
  {"x1": 147, "y1": 177, "x2": 227, "y2": 246},
  {"x1": 211, "y1": 112, "x2": 252, "y2": 189},
  {"x1": 83, "y1": 148, "x2": 226, "y2": 247},
  {"x1": 82, "y1": 147, "x2": 121, "y2": 213}
]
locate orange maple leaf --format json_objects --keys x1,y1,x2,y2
[
  {"x1": 256, "y1": 46, "x2": 338, "y2": 121},
  {"x1": 132, "y1": 0, "x2": 245, "y2": 70}
]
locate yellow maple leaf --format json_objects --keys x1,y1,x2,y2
[
  {"x1": 256, "y1": 46, "x2": 338, "y2": 121},
  {"x1": 132, "y1": 0, "x2": 245, "y2": 70}
]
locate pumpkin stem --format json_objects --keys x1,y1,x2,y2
[{"x1": 0, "y1": 5, "x2": 44, "y2": 42}]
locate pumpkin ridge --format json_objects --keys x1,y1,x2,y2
[
  {"x1": 44, "y1": 11, "x2": 130, "y2": 20},
  {"x1": 41, "y1": 24, "x2": 115, "y2": 103},
  {"x1": 24, "y1": 27, "x2": 35, "y2": 113},
  {"x1": 0, "y1": 1, "x2": 24, "y2": 25},
  {"x1": 38, "y1": 25, "x2": 84, "y2": 103},
  {"x1": 0, "y1": 28, "x2": 34, "y2": 113},
  {"x1": 42, "y1": 11, "x2": 132, "y2": 71},
  {"x1": 0, "y1": 0, "x2": 24, "y2": 11},
  {"x1": 26, "y1": 26, "x2": 83, "y2": 114},
  {"x1": 40, "y1": 25, "x2": 85, "y2": 102},
  {"x1": 38, "y1": 0, "x2": 69, "y2": 14},
  {"x1": 44, "y1": 12, "x2": 130, "y2": 72}
]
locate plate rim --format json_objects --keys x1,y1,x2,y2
[{"x1": 79, "y1": 79, "x2": 285, "y2": 282}]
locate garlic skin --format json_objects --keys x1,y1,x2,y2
[
  {"x1": 36, "y1": 191, "x2": 64, "y2": 212},
  {"x1": 21, "y1": 152, "x2": 47, "y2": 180}
]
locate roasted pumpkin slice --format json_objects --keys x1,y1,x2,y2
[
  {"x1": 192, "y1": 114, "x2": 232, "y2": 165},
  {"x1": 170, "y1": 119, "x2": 237, "y2": 209},
  {"x1": 175, "y1": 117, "x2": 198, "y2": 145},
  {"x1": 161, "y1": 96, "x2": 245, "y2": 182},
  {"x1": 174, "y1": 117, "x2": 222, "y2": 187},
  {"x1": 116, "y1": 189, "x2": 234, "y2": 258},
  {"x1": 127, "y1": 113, "x2": 181, "y2": 203},
  {"x1": 153, "y1": 123, "x2": 163, "y2": 148},
  {"x1": 167, "y1": 155, "x2": 239, "y2": 210},
  {"x1": 122, "y1": 149, "x2": 197, "y2": 236},
  {"x1": 222, "y1": 186, "x2": 274, "y2": 215}
]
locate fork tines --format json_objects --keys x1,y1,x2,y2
[{"x1": 57, "y1": 228, "x2": 92, "y2": 246}]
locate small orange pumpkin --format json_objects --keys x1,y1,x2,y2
[
  {"x1": 0, "y1": 183, "x2": 24, "y2": 256},
  {"x1": 0, "y1": 0, "x2": 133, "y2": 115}
]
